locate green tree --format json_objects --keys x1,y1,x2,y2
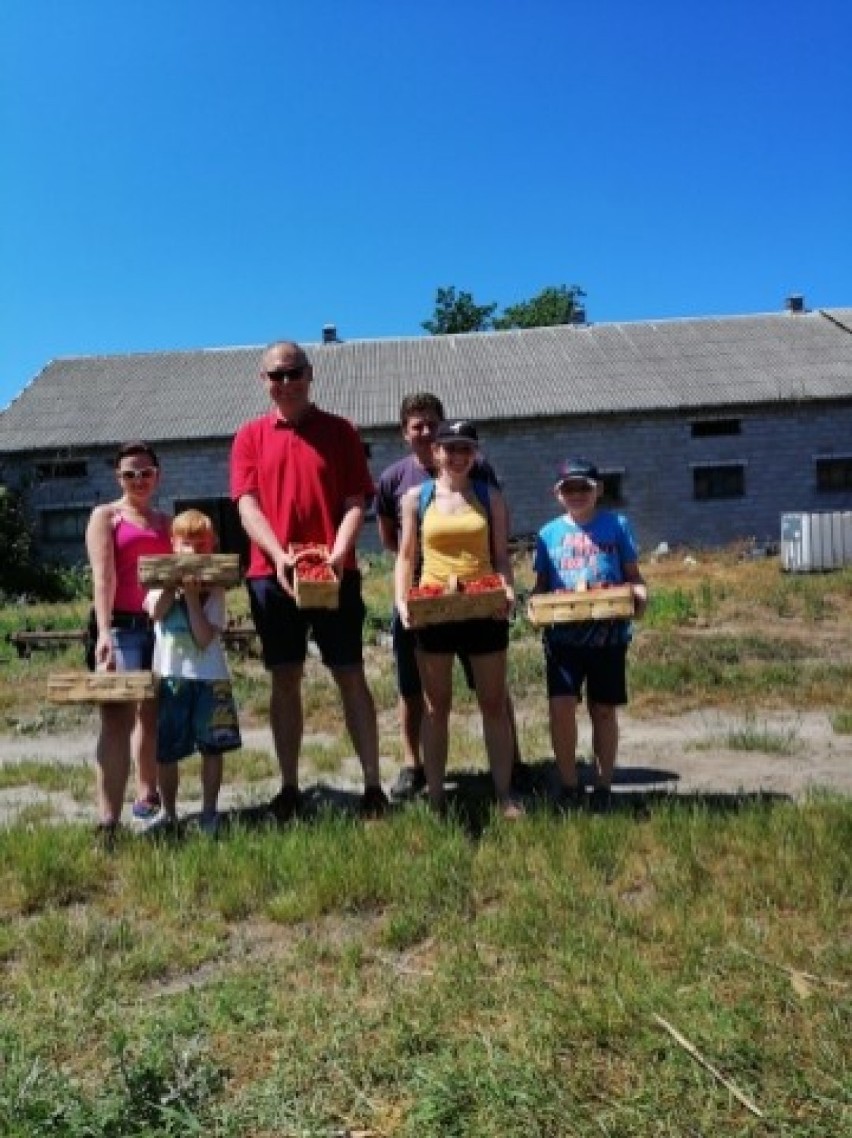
[
  {"x1": 0, "y1": 485, "x2": 86, "y2": 600},
  {"x1": 0, "y1": 486, "x2": 39, "y2": 596},
  {"x1": 493, "y1": 284, "x2": 586, "y2": 330},
  {"x1": 422, "y1": 286, "x2": 498, "y2": 335}
]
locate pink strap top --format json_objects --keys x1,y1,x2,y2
[{"x1": 112, "y1": 514, "x2": 171, "y2": 613}]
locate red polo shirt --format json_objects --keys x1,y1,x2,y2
[{"x1": 230, "y1": 405, "x2": 374, "y2": 578}]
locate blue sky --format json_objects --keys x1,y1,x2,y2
[{"x1": 2, "y1": 0, "x2": 850, "y2": 411}]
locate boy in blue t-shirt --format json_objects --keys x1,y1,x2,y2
[{"x1": 532, "y1": 459, "x2": 647, "y2": 812}]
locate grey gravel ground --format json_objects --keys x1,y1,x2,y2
[{"x1": 1, "y1": 709, "x2": 850, "y2": 827}]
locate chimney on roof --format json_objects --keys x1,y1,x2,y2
[
  {"x1": 322, "y1": 323, "x2": 340, "y2": 343},
  {"x1": 785, "y1": 294, "x2": 806, "y2": 314}
]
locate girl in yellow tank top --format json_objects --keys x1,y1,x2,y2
[{"x1": 394, "y1": 419, "x2": 522, "y2": 819}]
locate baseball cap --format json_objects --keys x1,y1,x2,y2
[
  {"x1": 434, "y1": 419, "x2": 479, "y2": 445},
  {"x1": 556, "y1": 458, "x2": 600, "y2": 487}
]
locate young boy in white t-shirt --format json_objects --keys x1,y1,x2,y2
[{"x1": 144, "y1": 509, "x2": 241, "y2": 834}]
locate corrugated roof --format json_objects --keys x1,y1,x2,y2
[{"x1": 2, "y1": 308, "x2": 851, "y2": 452}]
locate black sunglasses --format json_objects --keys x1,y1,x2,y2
[{"x1": 266, "y1": 366, "x2": 308, "y2": 383}]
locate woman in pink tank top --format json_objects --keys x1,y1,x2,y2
[{"x1": 85, "y1": 441, "x2": 171, "y2": 835}]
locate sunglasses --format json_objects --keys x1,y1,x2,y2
[
  {"x1": 559, "y1": 481, "x2": 594, "y2": 493},
  {"x1": 441, "y1": 442, "x2": 476, "y2": 455},
  {"x1": 119, "y1": 467, "x2": 157, "y2": 481},
  {"x1": 266, "y1": 366, "x2": 307, "y2": 383}
]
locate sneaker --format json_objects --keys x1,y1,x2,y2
[
  {"x1": 131, "y1": 791, "x2": 162, "y2": 820},
  {"x1": 359, "y1": 784, "x2": 390, "y2": 819},
  {"x1": 198, "y1": 811, "x2": 220, "y2": 837},
  {"x1": 267, "y1": 785, "x2": 303, "y2": 822},
  {"x1": 145, "y1": 810, "x2": 180, "y2": 837},
  {"x1": 389, "y1": 765, "x2": 426, "y2": 803},
  {"x1": 589, "y1": 786, "x2": 613, "y2": 814},
  {"x1": 556, "y1": 784, "x2": 586, "y2": 812}
]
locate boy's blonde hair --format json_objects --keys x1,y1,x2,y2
[{"x1": 171, "y1": 509, "x2": 217, "y2": 547}]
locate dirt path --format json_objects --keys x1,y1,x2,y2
[{"x1": 1, "y1": 709, "x2": 850, "y2": 826}]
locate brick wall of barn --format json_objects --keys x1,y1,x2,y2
[{"x1": 12, "y1": 399, "x2": 852, "y2": 565}]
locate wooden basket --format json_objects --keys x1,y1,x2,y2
[
  {"x1": 290, "y1": 544, "x2": 340, "y2": 610},
  {"x1": 294, "y1": 574, "x2": 340, "y2": 610},
  {"x1": 138, "y1": 553, "x2": 241, "y2": 588},
  {"x1": 407, "y1": 578, "x2": 507, "y2": 629},
  {"x1": 47, "y1": 671, "x2": 157, "y2": 704},
  {"x1": 527, "y1": 585, "x2": 634, "y2": 626}
]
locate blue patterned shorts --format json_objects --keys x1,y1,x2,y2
[{"x1": 156, "y1": 677, "x2": 242, "y2": 763}]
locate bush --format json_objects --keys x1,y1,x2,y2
[{"x1": 0, "y1": 488, "x2": 90, "y2": 602}]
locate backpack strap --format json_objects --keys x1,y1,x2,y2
[{"x1": 418, "y1": 478, "x2": 437, "y2": 525}]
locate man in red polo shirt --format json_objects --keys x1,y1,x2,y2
[{"x1": 230, "y1": 340, "x2": 387, "y2": 819}]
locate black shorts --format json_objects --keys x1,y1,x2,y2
[
  {"x1": 247, "y1": 571, "x2": 365, "y2": 669},
  {"x1": 393, "y1": 610, "x2": 475, "y2": 696},
  {"x1": 544, "y1": 641, "x2": 628, "y2": 705},
  {"x1": 415, "y1": 617, "x2": 509, "y2": 658}
]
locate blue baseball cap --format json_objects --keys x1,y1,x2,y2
[{"x1": 556, "y1": 458, "x2": 600, "y2": 487}]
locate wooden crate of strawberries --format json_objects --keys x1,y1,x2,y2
[
  {"x1": 527, "y1": 583, "x2": 635, "y2": 626},
  {"x1": 290, "y1": 544, "x2": 340, "y2": 610},
  {"x1": 407, "y1": 574, "x2": 507, "y2": 629},
  {"x1": 47, "y1": 671, "x2": 157, "y2": 704},
  {"x1": 138, "y1": 553, "x2": 241, "y2": 588}
]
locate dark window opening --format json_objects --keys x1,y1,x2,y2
[
  {"x1": 173, "y1": 497, "x2": 249, "y2": 568},
  {"x1": 690, "y1": 419, "x2": 741, "y2": 438},
  {"x1": 599, "y1": 472, "x2": 624, "y2": 507},
  {"x1": 41, "y1": 508, "x2": 90, "y2": 542},
  {"x1": 36, "y1": 460, "x2": 88, "y2": 482},
  {"x1": 693, "y1": 464, "x2": 745, "y2": 500},
  {"x1": 816, "y1": 457, "x2": 852, "y2": 492}
]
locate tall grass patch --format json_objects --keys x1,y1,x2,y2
[{"x1": 0, "y1": 800, "x2": 850, "y2": 1134}]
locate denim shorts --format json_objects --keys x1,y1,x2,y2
[
  {"x1": 112, "y1": 627, "x2": 155, "y2": 671},
  {"x1": 157, "y1": 677, "x2": 242, "y2": 763},
  {"x1": 248, "y1": 571, "x2": 365, "y2": 669},
  {"x1": 85, "y1": 609, "x2": 153, "y2": 672}
]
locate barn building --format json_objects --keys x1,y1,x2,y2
[{"x1": 2, "y1": 301, "x2": 852, "y2": 564}]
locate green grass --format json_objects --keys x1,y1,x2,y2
[
  {"x1": 1, "y1": 558, "x2": 851, "y2": 1133},
  {"x1": 723, "y1": 713, "x2": 802, "y2": 755},
  {"x1": 0, "y1": 760, "x2": 93, "y2": 800},
  {"x1": 831, "y1": 710, "x2": 852, "y2": 735},
  {"x1": 0, "y1": 802, "x2": 849, "y2": 1135}
]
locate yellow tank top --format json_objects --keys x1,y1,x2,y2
[{"x1": 420, "y1": 496, "x2": 492, "y2": 586}]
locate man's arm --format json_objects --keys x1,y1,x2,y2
[
  {"x1": 328, "y1": 495, "x2": 366, "y2": 572},
  {"x1": 377, "y1": 514, "x2": 398, "y2": 553}
]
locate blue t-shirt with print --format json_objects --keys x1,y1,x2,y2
[{"x1": 533, "y1": 510, "x2": 638, "y2": 647}]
